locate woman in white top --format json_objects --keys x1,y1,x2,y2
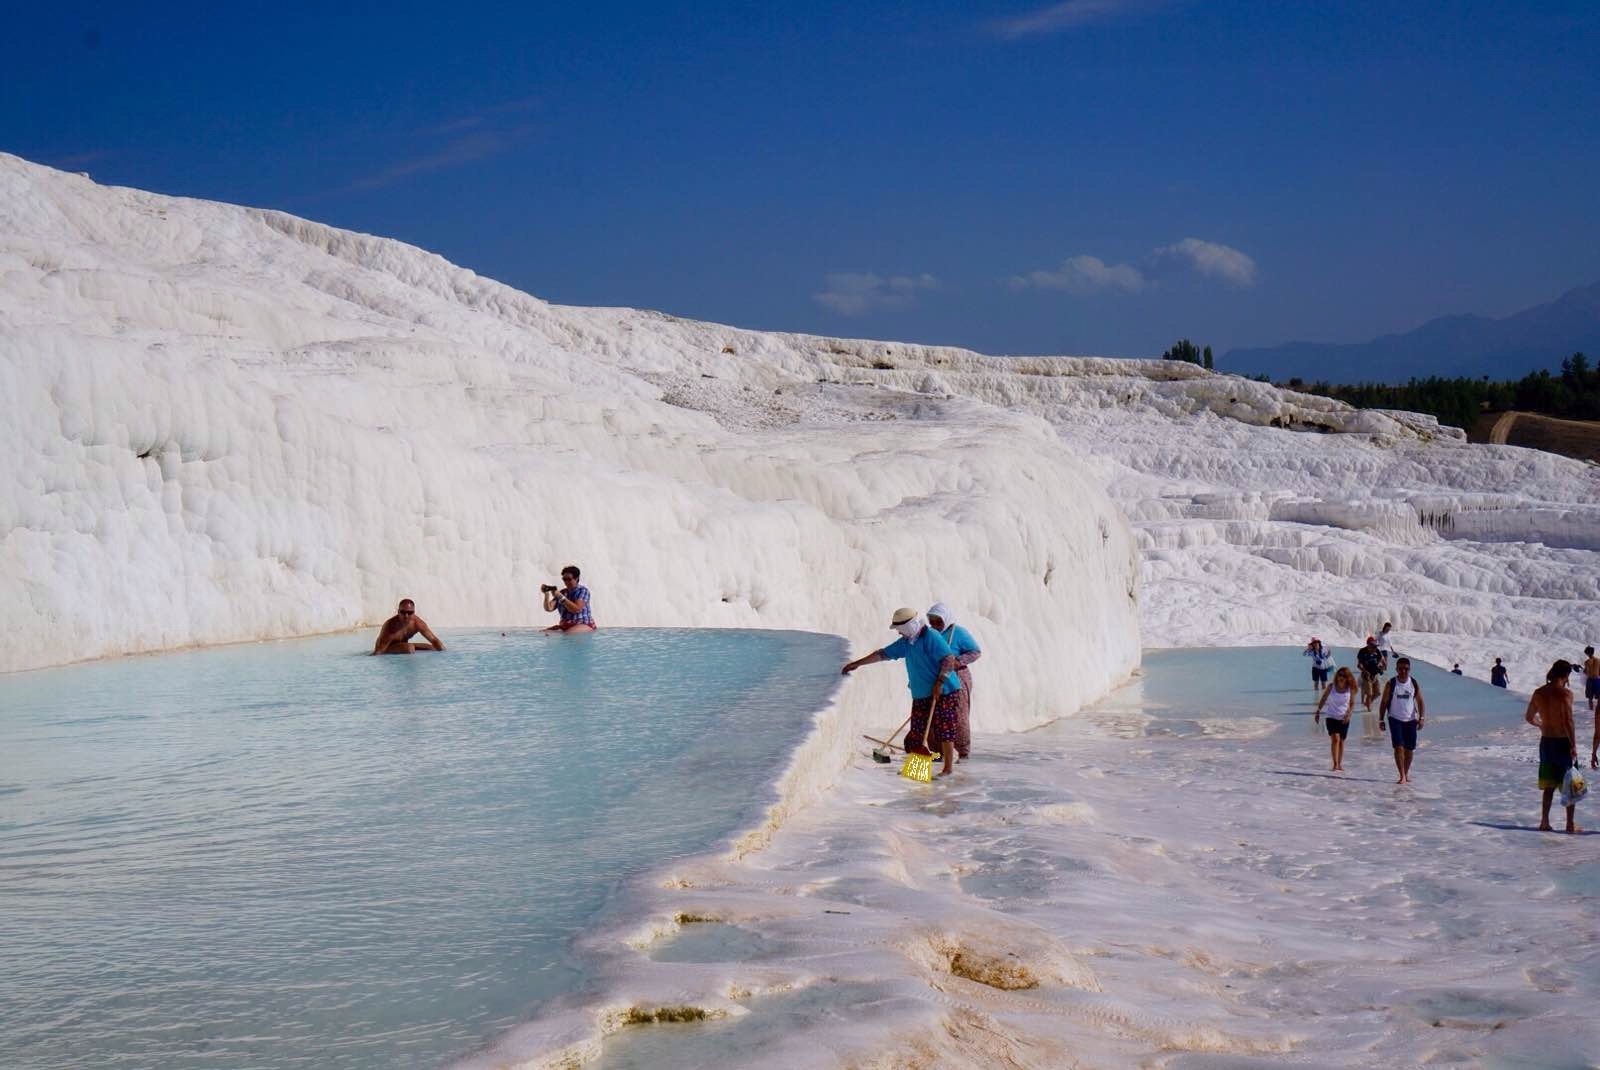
[
  {"x1": 1303, "y1": 638, "x2": 1335, "y2": 690},
  {"x1": 1314, "y1": 666, "x2": 1359, "y2": 772}
]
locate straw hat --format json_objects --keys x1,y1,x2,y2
[{"x1": 890, "y1": 607, "x2": 918, "y2": 626}]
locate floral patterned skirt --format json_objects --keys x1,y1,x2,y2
[
  {"x1": 953, "y1": 667, "x2": 973, "y2": 758},
  {"x1": 904, "y1": 690, "x2": 962, "y2": 754}
]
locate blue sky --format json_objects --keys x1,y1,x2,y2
[{"x1": 6, "y1": 1, "x2": 1599, "y2": 362}]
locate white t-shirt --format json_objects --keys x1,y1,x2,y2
[
  {"x1": 1387, "y1": 677, "x2": 1418, "y2": 722},
  {"x1": 1376, "y1": 631, "x2": 1395, "y2": 655},
  {"x1": 1313, "y1": 648, "x2": 1336, "y2": 671},
  {"x1": 1324, "y1": 684, "x2": 1355, "y2": 720}
]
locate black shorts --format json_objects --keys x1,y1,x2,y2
[
  {"x1": 1312, "y1": 667, "x2": 1330, "y2": 685},
  {"x1": 1539, "y1": 736, "x2": 1574, "y2": 790},
  {"x1": 1388, "y1": 717, "x2": 1418, "y2": 750},
  {"x1": 1325, "y1": 717, "x2": 1350, "y2": 738}
]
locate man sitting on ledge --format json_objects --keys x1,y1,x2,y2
[{"x1": 371, "y1": 598, "x2": 445, "y2": 654}]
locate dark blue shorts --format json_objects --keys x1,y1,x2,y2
[
  {"x1": 1325, "y1": 716, "x2": 1350, "y2": 738},
  {"x1": 1312, "y1": 667, "x2": 1330, "y2": 685},
  {"x1": 1587, "y1": 678, "x2": 1600, "y2": 701},
  {"x1": 1388, "y1": 717, "x2": 1418, "y2": 750}
]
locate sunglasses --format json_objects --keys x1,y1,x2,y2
[{"x1": 399, "y1": 608, "x2": 415, "y2": 616}]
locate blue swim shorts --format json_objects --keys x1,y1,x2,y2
[{"x1": 1388, "y1": 717, "x2": 1418, "y2": 750}]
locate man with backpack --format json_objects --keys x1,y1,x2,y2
[
  {"x1": 1379, "y1": 657, "x2": 1425, "y2": 784},
  {"x1": 1357, "y1": 636, "x2": 1386, "y2": 711}
]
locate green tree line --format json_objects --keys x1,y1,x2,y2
[
  {"x1": 1162, "y1": 339, "x2": 1213, "y2": 369},
  {"x1": 1276, "y1": 353, "x2": 1599, "y2": 431}
]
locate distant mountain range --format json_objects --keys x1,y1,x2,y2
[{"x1": 1225, "y1": 281, "x2": 1600, "y2": 385}]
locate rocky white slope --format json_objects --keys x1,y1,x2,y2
[
  {"x1": 579, "y1": 316, "x2": 1599, "y2": 687},
  {"x1": 1, "y1": 153, "x2": 1143, "y2": 821},
  {"x1": 4, "y1": 149, "x2": 1596, "y2": 712}
]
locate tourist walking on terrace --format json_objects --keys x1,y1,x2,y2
[
  {"x1": 542, "y1": 565, "x2": 596, "y2": 632},
  {"x1": 1376, "y1": 621, "x2": 1396, "y2": 661},
  {"x1": 1491, "y1": 658, "x2": 1508, "y2": 688},
  {"x1": 1379, "y1": 657, "x2": 1425, "y2": 784},
  {"x1": 1303, "y1": 638, "x2": 1335, "y2": 691},
  {"x1": 1584, "y1": 646, "x2": 1599, "y2": 715},
  {"x1": 371, "y1": 598, "x2": 445, "y2": 654},
  {"x1": 1314, "y1": 666, "x2": 1358, "y2": 772},
  {"x1": 1357, "y1": 637, "x2": 1385, "y2": 711},
  {"x1": 1527, "y1": 660, "x2": 1579, "y2": 833},
  {"x1": 842, "y1": 607, "x2": 963, "y2": 778},
  {"x1": 926, "y1": 602, "x2": 982, "y2": 760}
]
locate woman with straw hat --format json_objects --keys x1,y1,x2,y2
[{"x1": 842, "y1": 607, "x2": 964, "y2": 777}]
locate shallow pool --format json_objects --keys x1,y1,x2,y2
[
  {"x1": 1131, "y1": 645, "x2": 1529, "y2": 741},
  {"x1": 0, "y1": 628, "x2": 844, "y2": 1070}
]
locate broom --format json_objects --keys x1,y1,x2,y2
[
  {"x1": 899, "y1": 696, "x2": 938, "y2": 783},
  {"x1": 864, "y1": 714, "x2": 913, "y2": 763}
]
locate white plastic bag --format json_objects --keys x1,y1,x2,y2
[{"x1": 1562, "y1": 763, "x2": 1588, "y2": 808}]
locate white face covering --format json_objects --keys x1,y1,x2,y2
[{"x1": 893, "y1": 619, "x2": 923, "y2": 639}]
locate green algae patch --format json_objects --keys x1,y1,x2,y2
[{"x1": 618, "y1": 1005, "x2": 725, "y2": 1026}]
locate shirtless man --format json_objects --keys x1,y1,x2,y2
[
  {"x1": 371, "y1": 598, "x2": 445, "y2": 654},
  {"x1": 1527, "y1": 660, "x2": 1578, "y2": 833}
]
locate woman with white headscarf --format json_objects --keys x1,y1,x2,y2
[{"x1": 927, "y1": 602, "x2": 981, "y2": 760}]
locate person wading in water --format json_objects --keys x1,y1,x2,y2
[
  {"x1": 926, "y1": 602, "x2": 981, "y2": 761},
  {"x1": 371, "y1": 599, "x2": 445, "y2": 655},
  {"x1": 1315, "y1": 666, "x2": 1358, "y2": 772},
  {"x1": 1379, "y1": 657, "x2": 1425, "y2": 784},
  {"x1": 841, "y1": 607, "x2": 963, "y2": 778}
]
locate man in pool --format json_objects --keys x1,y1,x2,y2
[
  {"x1": 1378, "y1": 656, "x2": 1424, "y2": 784},
  {"x1": 1527, "y1": 660, "x2": 1578, "y2": 833},
  {"x1": 371, "y1": 598, "x2": 445, "y2": 654},
  {"x1": 542, "y1": 565, "x2": 596, "y2": 632}
]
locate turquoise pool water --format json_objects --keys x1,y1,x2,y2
[
  {"x1": 1134, "y1": 645, "x2": 1529, "y2": 741},
  {"x1": 0, "y1": 628, "x2": 845, "y2": 1070}
]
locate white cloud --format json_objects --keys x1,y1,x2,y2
[
  {"x1": 1152, "y1": 238, "x2": 1258, "y2": 287},
  {"x1": 349, "y1": 98, "x2": 543, "y2": 192},
  {"x1": 813, "y1": 273, "x2": 939, "y2": 316},
  {"x1": 990, "y1": 0, "x2": 1165, "y2": 39},
  {"x1": 1010, "y1": 238, "x2": 1257, "y2": 298},
  {"x1": 1008, "y1": 255, "x2": 1146, "y2": 295}
]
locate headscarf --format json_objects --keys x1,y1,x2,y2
[{"x1": 927, "y1": 601, "x2": 953, "y2": 626}]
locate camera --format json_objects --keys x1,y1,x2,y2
[{"x1": 541, "y1": 584, "x2": 558, "y2": 594}]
